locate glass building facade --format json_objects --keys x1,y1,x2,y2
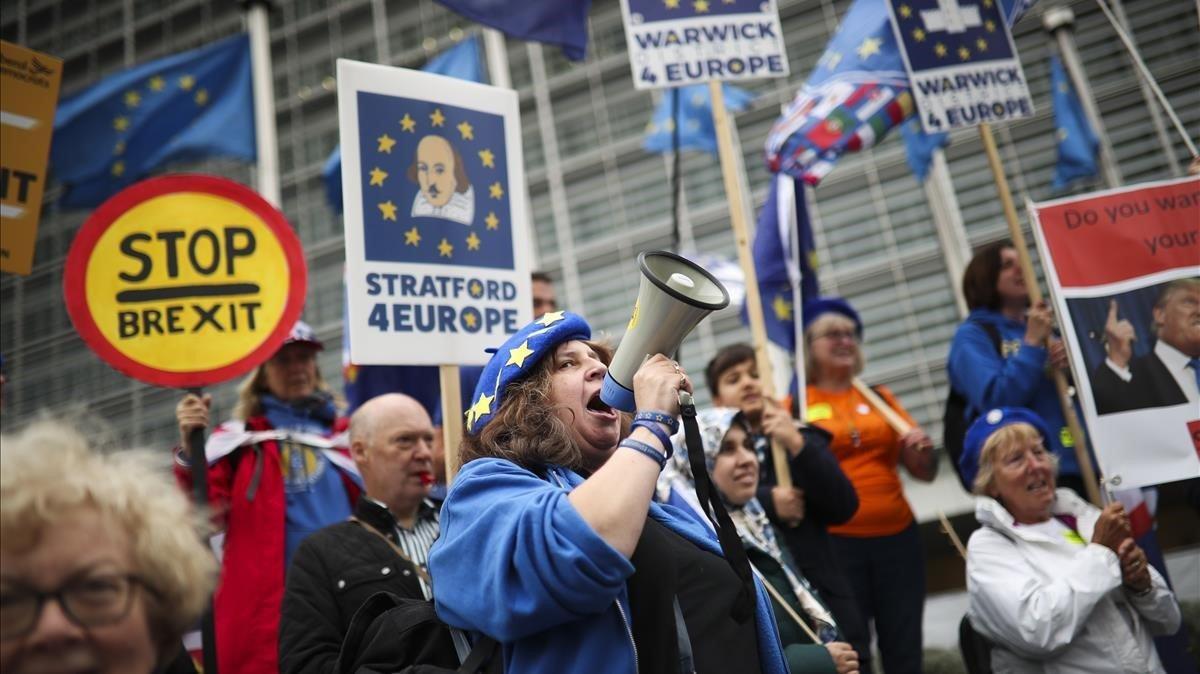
[{"x1": 2, "y1": 0, "x2": 1196, "y2": 511}]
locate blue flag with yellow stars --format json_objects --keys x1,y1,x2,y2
[
  {"x1": 323, "y1": 36, "x2": 485, "y2": 213},
  {"x1": 434, "y1": 0, "x2": 592, "y2": 61},
  {"x1": 1049, "y1": 54, "x2": 1098, "y2": 190},
  {"x1": 765, "y1": 0, "x2": 1031, "y2": 184},
  {"x1": 742, "y1": 173, "x2": 818, "y2": 352},
  {"x1": 643, "y1": 83, "x2": 755, "y2": 155},
  {"x1": 51, "y1": 34, "x2": 254, "y2": 208}
]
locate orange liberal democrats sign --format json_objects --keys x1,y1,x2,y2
[
  {"x1": 1, "y1": 40, "x2": 63, "y2": 275},
  {"x1": 63, "y1": 175, "x2": 308, "y2": 387}
]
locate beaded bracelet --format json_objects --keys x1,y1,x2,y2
[
  {"x1": 633, "y1": 410, "x2": 679, "y2": 434},
  {"x1": 629, "y1": 420, "x2": 674, "y2": 460},
  {"x1": 620, "y1": 438, "x2": 668, "y2": 471}
]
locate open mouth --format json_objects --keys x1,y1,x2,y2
[
  {"x1": 586, "y1": 392, "x2": 617, "y2": 419},
  {"x1": 1026, "y1": 478, "x2": 1051, "y2": 493}
]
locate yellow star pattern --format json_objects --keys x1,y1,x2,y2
[
  {"x1": 404, "y1": 227, "x2": 421, "y2": 246},
  {"x1": 430, "y1": 108, "x2": 446, "y2": 127},
  {"x1": 457, "y1": 120, "x2": 474, "y2": 140},
  {"x1": 479, "y1": 148, "x2": 495, "y2": 168},
  {"x1": 857, "y1": 37, "x2": 881, "y2": 59},
  {"x1": 379, "y1": 201, "x2": 398, "y2": 221},
  {"x1": 377, "y1": 134, "x2": 396, "y2": 153},
  {"x1": 664, "y1": 0, "x2": 679, "y2": 7},
  {"x1": 693, "y1": 0, "x2": 709, "y2": 11},
  {"x1": 485, "y1": 212, "x2": 499, "y2": 230},
  {"x1": 506, "y1": 340, "x2": 534, "y2": 368},
  {"x1": 111, "y1": 161, "x2": 125, "y2": 177},
  {"x1": 466, "y1": 392, "x2": 494, "y2": 429},
  {"x1": 124, "y1": 91, "x2": 141, "y2": 108},
  {"x1": 438, "y1": 238, "x2": 453, "y2": 257},
  {"x1": 772, "y1": 295, "x2": 792, "y2": 322},
  {"x1": 464, "y1": 313, "x2": 478, "y2": 329},
  {"x1": 148, "y1": 76, "x2": 165, "y2": 92},
  {"x1": 982, "y1": 0, "x2": 993, "y2": 6},
  {"x1": 984, "y1": 19, "x2": 996, "y2": 32},
  {"x1": 179, "y1": 75, "x2": 195, "y2": 91},
  {"x1": 489, "y1": 182, "x2": 504, "y2": 199},
  {"x1": 466, "y1": 232, "x2": 481, "y2": 250},
  {"x1": 912, "y1": 28, "x2": 926, "y2": 42},
  {"x1": 898, "y1": 4, "x2": 911, "y2": 18},
  {"x1": 934, "y1": 42, "x2": 948, "y2": 58},
  {"x1": 195, "y1": 89, "x2": 209, "y2": 106},
  {"x1": 400, "y1": 113, "x2": 416, "y2": 133},
  {"x1": 114, "y1": 140, "x2": 126, "y2": 155},
  {"x1": 369, "y1": 167, "x2": 388, "y2": 186},
  {"x1": 537, "y1": 310, "x2": 566, "y2": 327},
  {"x1": 976, "y1": 37, "x2": 988, "y2": 52},
  {"x1": 113, "y1": 116, "x2": 130, "y2": 131},
  {"x1": 958, "y1": 45, "x2": 971, "y2": 60},
  {"x1": 469, "y1": 280, "x2": 483, "y2": 296}
]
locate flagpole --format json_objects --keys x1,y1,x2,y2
[
  {"x1": 787, "y1": 179, "x2": 807, "y2": 420},
  {"x1": 244, "y1": 0, "x2": 280, "y2": 206},
  {"x1": 709, "y1": 80, "x2": 793, "y2": 488},
  {"x1": 977, "y1": 122, "x2": 1102, "y2": 506},
  {"x1": 1043, "y1": 7, "x2": 1122, "y2": 189},
  {"x1": 923, "y1": 150, "x2": 971, "y2": 317}
]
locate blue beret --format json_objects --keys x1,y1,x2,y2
[
  {"x1": 465, "y1": 311, "x2": 591, "y2": 434},
  {"x1": 960, "y1": 407, "x2": 1054, "y2": 488},
  {"x1": 802, "y1": 297, "x2": 863, "y2": 337}
]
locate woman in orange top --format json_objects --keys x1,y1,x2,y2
[{"x1": 803, "y1": 297, "x2": 936, "y2": 674}]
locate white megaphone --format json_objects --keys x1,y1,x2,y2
[{"x1": 600, "y1": 251, "x2": 730, "y2": 412}]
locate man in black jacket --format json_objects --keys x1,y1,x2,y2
[{"x1": 279, "y1": 393, "x2": 440, "y2": 674}]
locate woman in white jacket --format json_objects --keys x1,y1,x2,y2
[{"x1": 958, "y1": 407, "x2": 1181, "y2": 674}]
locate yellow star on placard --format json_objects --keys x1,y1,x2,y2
[
  {"x1": 912, "y1": 28, "x2": 926, "y2": 42},
  {"x1": 378, "y1": 134, "x2": 396, "y2": 153},
  {"x1": 179, "y1": 75, "x2": 195, "y2": 91},
  {"x1": 469, "y1": 280, "x2": 483, "y2": 296},
  {"x1": 438, "y1": 238, "x2": 453, "y2": 257},
  {"x1": 195, "y1": 89, "x2": 208, "y2": 105},
  {"x1": 430, "y1": 108, "x2": 446, "y2": 127},
  {"x1": 457, "y1": 120, "x2": 474, "y2": 140},
  {"x1": 484, "y1": 212, "x2": 499, "y2": 230},
  {"x1": 958, "y1": 45, "x2": 971, "y2": 60},
  {"x1": 400, "y1": 113, "x2": 416, "y2": 132},
  {"x1": 124, "y1": 91, "x2": 141, "y2": 108},
  {"x1": 466, "y1": 232, "x2": 481, "y2": 250},
  {"x1": 537, "y1": 310, "x2": 565, "y2": 326},
  {"x1": 664, "y1": 0, "x2": 679, "y2": 7},
  {"x1": 857, "y1": 37, "x2": 881, "y2": 59},
  {"x1": 369, "y1": 167, "x2": 388, "y2": 186},
  {"x1": 114, "y1": 140, "x2": 126, "y2": 155},
  {"x1": 466, "y1": 392, "x2": 494, "y2": 428},
  {"x1": 379, "y1": 201, "x2": 398, "y2": 221},
  {"x1": 976, "y1": 38, "x2": 988, "y2": 52},
  {"x1": 113, "y1": 116, "x2": 130, "y2": 131},
  {"x1": 772, "y1": 295, "x2": 792, "y2": 322},
  {"x1": 506, "y1": 340, "x2": 534, "y2": 368},
  {"x1": 898, "y1": 4, "x2": 912, "y2": 18},
  {"x1": 934, "y1": 42, "x2": 948, "y2": 58},
  {"x1": 982, "y1": 0, "x2": 993, "y2": 6},
  {"x1": 489, "y1": 182, "x2": 504, "y2": 199},
  {"x1": 148, "y1": 76, "x2": 165, "y2": 91},
  {"x1": 479, "y1": 148, "x2": 495, "y2": 168},
  {"x1": 111, "y1": 161, "x2": 125, "y2": 177},
  {"x1": 404, "y1": 226, "x2": 421, "y2": 246},
  {"x1": 693, "y1": 0, "x2": 709, "y2": 12},
  {"x1": 464, "y1": 312, "x2": 478, "y2": 329},
  {"x1": 984, "y1": 19, "x2": 996, "y2": 33}
]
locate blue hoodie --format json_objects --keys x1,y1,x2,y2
[
  {"x1": 947, "y1": 308, "x2": 1082, "y2": 477},
  {"x1": 429, "y1": 457, "x2": 789, "y2": 674}
]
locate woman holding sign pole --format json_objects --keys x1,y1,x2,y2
[{"x1": 172, "y1": 320, "x2": 361, "y2": 674}]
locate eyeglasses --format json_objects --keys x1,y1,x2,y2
[
  {"x1": 0, "y1": 573, "x2": 155, "y2": 640},
  {"x1": 810, "y1": 329, "x2": 859, "y2": 343}
]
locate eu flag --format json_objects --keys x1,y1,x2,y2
[
  {"x1": 643, "y1": 84, "x2": 755, "y2": 155},
  {"x1": 51, "y1": 34, "x2": 254, "y2": 208},
  {"x1": 1049, "y1": 54, "x2": 1098, "y2": 190},
  {"x1": 435, "y1": 0, "x2": 592, "y2": 61},
  {"x1": 899, "y1": 116, "x2": 949, "y2": 182},
  {"x1": 765, "y1": 0, "x2": 1031, "y2": 184},
  {"x1": 743, "y1": 174, "x2": 818, "y2": 352},
  {"x1": 323, "y1": 37, "x2": 485, "y2": 213}
]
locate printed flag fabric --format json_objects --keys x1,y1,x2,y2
[
  {"x1": 899, "y1": 116, "x2": 949, "y2": 182},
  {"x1": 434, "y1": 0, "x2": 592, "y2": 61},
  {"x1": 52, "y1": 34, "x2": 254, "y2": 208},
  {"x1": 1049, "y1": 54, "x2": 1099, "y2": 190},
  {"x1": 764, "y1": 0, "x2": 1031, "y2": 184},
  {"x1": 643, "y1": 83, "x2": 756, "y2": 155}
]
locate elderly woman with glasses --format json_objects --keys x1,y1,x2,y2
[
  {"x1": 0, "y1": 420, "x2": 216, "y2": 674},
  {"x1": 801, "y1": 298, "x2": 936, "y2": 673},
  {"x1": 960, "y1": 407, "x2": 1181, "y2": 673},
  {"x1": 428, "y1": 312, "x2": 789, "y2": 674}
]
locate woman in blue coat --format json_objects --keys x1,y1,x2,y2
[{"x1": 428, "y1": 311, "x2": 788, "y2": 674}]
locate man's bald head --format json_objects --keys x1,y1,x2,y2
[{"x1": 349, "y1": 394, "x2": 436, "y2": 518}]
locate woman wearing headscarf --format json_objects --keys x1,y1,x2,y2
[
  {"x1": 428, "y1": 312, "x2": 788, "y2": 674},
  {"x1": 658, "y1": 407, "x2": 861, "y2": 674},
  {"x1": 801, "y1": 297, "x2": 936, "y2": 673},
  {"x1": 172, "y1": 320, "x2": 362, "y2": 674},
  {"x1": 960, "y1": 406, "x2": 1180, "y2": 673}
]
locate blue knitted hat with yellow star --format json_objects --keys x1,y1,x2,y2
[{"x1": 465, "y1": 311, "x2": 591, "y2": 434}]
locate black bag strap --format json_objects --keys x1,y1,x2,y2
[
  {"x1": 456, "y1": 635, "x2": 499, "y2": 673},
  {"x1": 680, "y1": 393, "x2": 755, "y2": 624}
]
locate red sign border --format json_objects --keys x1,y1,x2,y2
[{"x1": 63, "y1": 174, "x2": 308, "y2": 388}]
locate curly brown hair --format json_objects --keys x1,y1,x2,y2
[{"x1": 459, "y1": 339, "x2": 618, "y2": 472}]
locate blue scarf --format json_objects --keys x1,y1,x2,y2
[{"x1": 260, "y1": 393, "x2": 337, "y2": 434}]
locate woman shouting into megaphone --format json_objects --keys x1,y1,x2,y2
[{"x1": 428, "y1": 312, "x2": 790, "y2": 674}]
